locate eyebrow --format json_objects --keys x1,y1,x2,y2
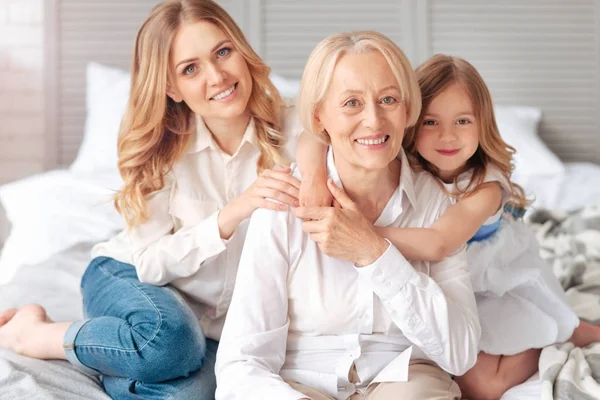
[
  {"x1": 175, "y1": 40, "x2": 232, "y2": 69},
  {"x1": 339, "y1": 85, "x2": 400, "y2": 96},
  {"x1": 425, "y1": 111, "x2": 475, "y2": 117}
]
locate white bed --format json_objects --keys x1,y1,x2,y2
[
  {"x1": 1, "y1": 1, "x2": 600, "y2": 398},
  {"x1": 3, "y1": 62, "x2": 600, "y2": 399}
]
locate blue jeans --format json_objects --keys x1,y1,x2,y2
[{"x1": 63, "y1": 257, "x2": 217, "y2": 400}]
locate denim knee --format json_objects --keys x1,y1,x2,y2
[{"x1": 134, "y1": 311, "x2": 207, "y2": 382}]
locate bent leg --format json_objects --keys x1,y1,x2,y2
[
  {"x1": 64, "y1": 257, "x2": 206, "y2": 383},
  {"x1": 454, "y1": 350, "x2": 540, "y2": 400},
  {"x1": 102, "y1": 339, "x2": 218, "y2": 400}
]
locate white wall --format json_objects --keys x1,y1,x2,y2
[{"x1": 0, "y1": 0, "x2": 45, "y2": 184}]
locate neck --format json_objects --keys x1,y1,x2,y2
[
  {"x1": 204, "y1": 112, "x2": 251, "y2": 156},
  {"x1": 335, "y1": 155, "x2": 401, "y2": 223},
  {"x1": 438, "y1": 163, "x2": 468, "y2": 183}
]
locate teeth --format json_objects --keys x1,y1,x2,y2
[
  {"x1": 212, "y1": 85, "x2": 235, "y2": 100},
  {"x1": 356, "y1": 136, "x2": 387, "y2": 145}
]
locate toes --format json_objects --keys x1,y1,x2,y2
[{"x1": 0, "y1": 308, "x2": 18, "y2": 327}]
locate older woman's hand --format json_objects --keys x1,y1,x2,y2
[{"x1": 294, "y1": 179, "x2": 389, "y2": 267}]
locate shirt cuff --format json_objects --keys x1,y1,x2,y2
[
  {"x1": 356, "y1": 240, "x2": 417, "y2": 299},
  {"x1": 195, "y1": 209, "x2": 228, "y2": 256}
]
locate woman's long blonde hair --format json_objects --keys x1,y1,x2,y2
[
  {"x1": 115, "y1": 0, "x2": 285, "y2": 227},
  {"x1": 403, "y1": 54, "x2": 529, "y2": 209}
]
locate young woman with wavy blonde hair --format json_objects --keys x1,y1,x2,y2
[{"x1": 0, "y1": 1, "x2": 304, "y2": 398}]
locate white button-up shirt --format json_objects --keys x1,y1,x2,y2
[
  {"x1": 216, "y1": 149, "x2": 481, "y2": 400},
  {"x1": 92, "y1": 103, "x2": 302, "y2": 340}
]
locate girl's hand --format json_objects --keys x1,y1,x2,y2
[{"x1": 299, "y1": 168, "x2": 333, "y2": 207}]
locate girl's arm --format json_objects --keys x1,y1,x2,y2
[
  {"x1": 296, "y1": 131, "x2": 332, "y2": 207},
  {"x1": 378, "y1": 182, "x2": 502, "y2": 261}
]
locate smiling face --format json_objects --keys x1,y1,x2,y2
[
  {"x1": 167, "y1": 20, "x2": 252, "y2": 125},
  {"x1": 315, "y1": 50, "x2": 407, "y2": 173},
  {"x1": 415, "y1": 82, "x2": 480, "y2": 182}
]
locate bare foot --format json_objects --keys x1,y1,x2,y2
[{"x1": 0, "y1": 304, "x2": 68, "y2": 359}]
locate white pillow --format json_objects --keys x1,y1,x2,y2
[
  {"x1": 69, "y1": 63, "x2": 130, "y2": 176},
  {"x1": 0, "y1": 170, "x2": 124, "y2": 284},
  {"x1": 270, "y1": 73, "x2": 301, "y2": 98},
  {"x1": 494, "y1": 105, "x2": 565, "y2": 180}
]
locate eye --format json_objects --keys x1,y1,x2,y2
[
  {"x1": 183, "y1": 65, "x2": 197, "y2": 75},
  {"x1": 457, "y1": 118, "x2": 471, "y2": 125},
  {"x1": 381, "y1": 96, "x2": 397, "y2": 105},
  {"x1": 217, "y1": 47, "x2": 231, "y2": 58},
  {"x1": 344, "y1": 99, "x2": 360, "y2": 107},
  {"x1": 423, "y1": 119, "x2": 436, "y2": 126}
]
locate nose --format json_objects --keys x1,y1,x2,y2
[
  {"x1": 439, "y1": 124, "x2": 458, "y2": 143},
  {"x1": 207, "y1": 62, "x2": 225, "y2": 86},
  {"x1": 363, "y1": 103, "x2": 383, "y2": 131}
]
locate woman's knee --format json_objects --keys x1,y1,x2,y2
[{"x1": 130, "y1": 306, "x2": 206, "y2": 382}]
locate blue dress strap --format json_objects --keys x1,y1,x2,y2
[{"x1": 468, "y1": 218, "x2": 502, "y2": 243}]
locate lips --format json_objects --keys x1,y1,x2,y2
[
  {"x1": 210, "y1": 82, "x2": 237, "y2": 101},
  {"x1": 437, "y1": 149, "x2": 459, "y2": 156},
  {"x1": 355, "y1": 135, "x2": 390, "y2": 145}
]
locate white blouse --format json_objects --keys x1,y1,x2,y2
[
  {"x1": 215, "y1": 150, "x2": 482, "y2": 400},
  {"x1": 92, "y1": 103, "x2": 302, "y2": 340}
]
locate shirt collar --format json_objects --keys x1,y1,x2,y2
[
  {"x1": 187, "y1": 115, "x2": 259, "y2": 154},
  {"x1": 325, "y1": 147, "x2": 419, "y2": 224}
]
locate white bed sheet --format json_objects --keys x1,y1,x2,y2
[
  {"x1": 521, "y1": 162, "x2": 600, "y2": 212},
  {"x1": 500, "y1": 372, "x2": 541, "y2": 400}
]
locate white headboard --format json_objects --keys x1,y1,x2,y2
[{"x1": 44, "y1": 0, "x2": 600, "y2": 167}]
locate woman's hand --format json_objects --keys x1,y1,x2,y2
[
  {"x1": 294, "y1": 179, "x2": 388, "y2": 266},
  {"x1": 299, "y1": 168, "x2": 333, "y2": 207},
  {"x1": 219, "y1": 166, "x2": 301, "y2": 239}
]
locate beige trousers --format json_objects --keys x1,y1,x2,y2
[{"x1": 287, "y1": 360, "x2": 462, "y2": 400}]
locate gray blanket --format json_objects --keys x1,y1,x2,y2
[
  {"x1": 527, "y1": 207, "x2": 600, "y2": 399},
  {"x1": 0, "y1": 242, "x2": 109, "y2": 400}
]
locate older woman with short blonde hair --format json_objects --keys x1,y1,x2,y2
[{"x1": 216, "y1": 31, "x2": 481, "y2": 400}]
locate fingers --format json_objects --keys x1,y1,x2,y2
[
  {"x1": 294, "y1": 206, "x2": 332, "y2": 221},
  {"x1": 259, "y1": 177, "x2": 300, "y2": 201},
  {"x1": 262, "y1": 169, "x2": 301, "y2": 190},
  {"x1": 327, "y1": 179, "x2": 356, "y2": 210},
  {"x1": 258, "y1": 198, "x2": 288, "y2": 212},
  {"x1": 254, "y1": 187, "x2": 299, "y2": 208},
  {"x1": 332, "y1": 199, "x2": 342, "y2": 209},
  {"x1": 301, "y1": 219, "x2": 326, "y2": 234},
  {"x1": 272, "y1": 165, "x2": 291, "y2": 173},
  {"x1": 309, "y1": 232, "x2": 326, "y2": 244}
]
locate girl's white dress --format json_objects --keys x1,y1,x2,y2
[{"x1": 445, "y1": 168, "x2": 579, "y2": 355}]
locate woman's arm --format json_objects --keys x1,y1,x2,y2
[
  {"x1": 357, "y1": 243, "x2": 481, "y2": 376},
  {"x1": 129, "y1": 168, "x2": 301, "y2": 286},
  {"x1": 296, "y1": 131, "x2": 331, "y2": 207},
  {"x1": 215, "y1": 208, "x2": 306, "y2": 400},
  {"x1": 296, "y1": 180, "x2": 481, "y2": 376},
  {"x1": 377, "y1": 182, "x2": 502, "y2": 261}
]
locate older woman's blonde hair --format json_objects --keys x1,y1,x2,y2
[
  {"x1": 403, "y1": 54, "x2": 529, "y2": 209},
  {"x1": 115, "y1": 0, "x2": 285, "y2": 227},
  {"x1": 297, "y1": 31, "x2": 421, "y2": 143}
]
